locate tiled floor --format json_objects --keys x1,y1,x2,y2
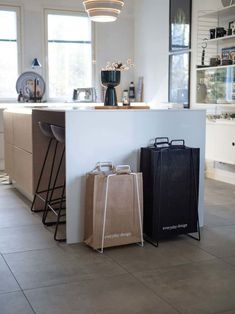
[{"x1": 0, "y1": 178, "x2": 235, "y2": 314}]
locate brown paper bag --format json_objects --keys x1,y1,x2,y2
[{"x1": 84, "y1": 165, "x2": 143, "y2": 251}]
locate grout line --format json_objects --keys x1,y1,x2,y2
[
  {"x1": 1, "y1": 254, "x2": 36, "y2": 314},
  {"x1": 22, "y1": 272, "x2": 130, "y2": 293},
  {"x1": 104, "y1": 251, "x2": 183, "y2": 314}
]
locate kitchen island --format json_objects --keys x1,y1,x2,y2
[{"x1": 4, "y1": 107, "x2": 206, "y2": 244}]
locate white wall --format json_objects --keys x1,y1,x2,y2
[
  {"x1": 0, "y1": 0, "x2": 135, "y2": 101},
  {"x1": 134, "y1": 0, "x2": 169, "y2": 105}
]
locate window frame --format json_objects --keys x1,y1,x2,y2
[
  {"x1": 0, "y1": 5, "x2": 22, "y2": 101},
  {"x1": 44, "y1": 8, "x2": 95, "y2": 102}
]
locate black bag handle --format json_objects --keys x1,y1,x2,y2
[
  {"x1": 170, "y1": 139, "x2": 185, "y2": 148},
  {"x1": 154, "y1": 137, "x2": 170, "y2": 148}
]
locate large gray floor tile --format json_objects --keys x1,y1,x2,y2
[
  {"x1": 186, "y1": 227, "x2": 235, "y2": 258},
  {"x1": 0, "y1": 206, "x2": 41, "y2": 228},
  {"x1": 221, "y1": 255, "x2": 235, "y2": 267},
  {"x1": 105, "y1": 240, "x2": 215, "y2": 273},
  {"x1": 4, "y1": 244, "x2": 126, "y2": 289},
  {"x1": 25, "y1": 274, "x2": 179, "y2": 314},
  {"x1": 0, "y1": 291, "x2": 34, "y2": 314},
  {"x1": 0, "y1": 224, "x2": 57, "y2": 254},
  {"x1": 134, "y1": 259, "x2": 235, "y2": 314},
  {"x1": 0, "y1": 255, "x2": 20, "y2": 294},
  {"x1": 204, "y1": 211, "x2": 235, "y2": 228}
]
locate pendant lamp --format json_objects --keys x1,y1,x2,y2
[{"x1": 83, "y1": 0, "x2": 124, "y2": 22}]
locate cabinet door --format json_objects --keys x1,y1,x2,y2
[
  {"x1": 3, "y1": 111, "x2": 13, "y2": 145},
  {"x1": 13, "y1": 113, "x2": 32, "y2": 153},
  {"x1": 13, "y1": 146, "x2": 33, "y2": 196},
  {"x1": 5, "y1": 144, "x2": 14, "y2": 178},
  {"x1": 206, "y1": 123, "x2": 216, "y2": 160},
  {"x1": 0, "y1": 109, "x2": 4, "y2": 133},
  {"x1": 213, "y1": 124, "x2": 235, "y2": 165}
]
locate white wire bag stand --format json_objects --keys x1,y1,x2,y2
[{"x1": 95, "y1": 163, "x2": 144, "y2": 254}]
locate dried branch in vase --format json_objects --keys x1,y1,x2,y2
[{"x1": 102, "y1": 58, "x2": 134, "y2": 71}]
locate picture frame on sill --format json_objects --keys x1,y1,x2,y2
[{"x1": 169, "y1": 0, "x2": 192, "y2": 51}]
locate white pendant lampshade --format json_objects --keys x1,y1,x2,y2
[{"x1": 83, "y1": 0, "x2": 124, "y2": 22}]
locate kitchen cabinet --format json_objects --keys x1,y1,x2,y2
[
  {"x1": 206, "y1": 121, "x2": 235, "y2": 164},
  {"x1": 4, "y1": 109, "x2": 33, "y2": 198}
]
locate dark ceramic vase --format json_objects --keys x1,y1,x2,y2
[{"x1": 101, "y1": 70, "x2": 121, "y2": 106}]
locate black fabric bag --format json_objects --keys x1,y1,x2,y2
[{"x1": 140, "y1": 138, "x2": 200, "y2": 243}]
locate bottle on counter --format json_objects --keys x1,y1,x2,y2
[
  {"x1": 128, "y1": 81, "x2": 135, "y2": 103},
  {"x1": 17, "y1": 90, "x2": 24, "y2": 102},
  {"x1": 122, "y1": 89, "x2": 130, "y2": 105}
]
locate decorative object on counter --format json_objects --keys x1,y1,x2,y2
[
  {"x1": 136, "y1": 76, "x2": 144, "y2": 102},
  {"x1": 83, "y1": 0, "x2": 124, "y2": 23},
  {"x1": 221, "y1": 0, "x2": 234, "y2": 7},
  {"x1": 31, "y1": 58, "x2": 41, "y2": 69},
  {"x1": 122, "y1": 89, "x2": 130, "y2": 105},
  {"x1": 101, "y1": 58, "x2": 134, "y2": 106},
  {"x1": 84, "y1": 162, "x2": 144, "y2": 252},
  {"x1": 72, "y1": 87, "x2": 96, "y2": 102},
  {"x1": 128, "y1": 81, "x2": 135, "y2": 102},
  {"x1": 101, "y1": 70, "x2": 121, "y2": 106},
  {"x1": 17, "y1": 90, "x2": 24, "y2": 102},
  {"x1": 16, "y1": 71, "x2": 46, "y2": 103}
]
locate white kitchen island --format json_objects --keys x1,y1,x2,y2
[
  {"x1": 5, "y1": 107, "x2": 206, "y2": 244},
  {"x1": 62, "y1": 108, "x2": 206, "y2": 243}
]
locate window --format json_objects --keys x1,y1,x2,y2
[
  {"x1": 46, "y1": 11, "x2": 92, "y2": 100},
  {"x1": 168, "y1": 0, "x2": 191, "y2": 108},
  {"x1": 0, "y1": 7, "x2": 20, "y2": 99}
]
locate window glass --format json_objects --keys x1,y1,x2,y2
[
  {"x1": 47, "y1": 13, "x2": 92, "y2": 100},
  {"x1": 0, "y1": 9, "x2": 19, "y2": 99}
]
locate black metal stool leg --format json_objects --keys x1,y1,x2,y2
[
  {"x1": 54, "y1": 180, "x2": 66, "y2": 242},
  {"x1": 42, "y1": 141, "x2": 58, "y2": 224},
  {"x1": 31, "y1": 138, "x2": 53, "y2": 212},
  {"x1": 43, "y1": 146, "x2": 65, "y2": 226}
]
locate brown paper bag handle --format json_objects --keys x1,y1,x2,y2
[
  {"x1": 95, "y1": 162, "x2": 114, "y2": 172},
  {"x1": 114, "y1": 165, "x2": 131, "y2": 174}
]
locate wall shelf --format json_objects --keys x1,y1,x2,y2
[
  {"x1": 206, "y1": 34, "x2": 235, "y2": 43},
  {"x1": 201, "y1": 4, "x2": 235, "y2": 18},
  {"x1": 197, "y1": 64, "x2": 235, "y2": 71}
]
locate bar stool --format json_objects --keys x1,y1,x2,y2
[
  {"x1": 31, "y1": 122, "x2": 58, "y2": 213},
  {"x1": 42, "y1": 125, "x2": 66, "y2": 242}
]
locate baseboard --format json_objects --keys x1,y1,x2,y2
[
  {"x1": 12, "y1": 181, "x2": 33, "y2": 202},
  {"x1": 206, "y1": 167, "x2": 235, "y2": 185}
]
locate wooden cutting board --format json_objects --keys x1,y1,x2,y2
[{"x1": 95, "y1": 105, "x2": 150, "y2": 110}]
